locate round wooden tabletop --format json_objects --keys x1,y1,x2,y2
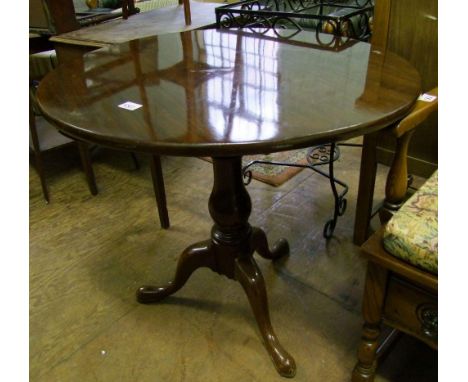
[{"x1": 37, "y1": 29, "x2": 421, "y2": 157}]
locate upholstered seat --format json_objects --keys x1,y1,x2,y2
[{"x1": 383, "y1": 171, "x2": 438, "y2": 274}]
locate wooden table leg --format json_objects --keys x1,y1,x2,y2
[
  {"x1": 77, "y1": 141, "x2": 98, "y2": 196},
  {"x1": 150, "y1": 155, "x2": 170, "y2": 229},
  {"x1": 137, "y1": 156, "x2": 295, "y2": 377},
  {"x1": 235, "y1": 254, "x2": 295, "y2": 377},
  {"x1": 353, "y1": 132, "x2": 378, "y2": 246},
  {"x1": 137, "y1": 239, "x2": 214, "y2": 303}
]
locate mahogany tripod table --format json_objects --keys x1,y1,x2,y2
[{"x1": 37, "y1": 29, "x2": 420, "y2": 377}]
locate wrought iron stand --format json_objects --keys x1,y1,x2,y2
[
  {"x1": 216, "y1": 0, "x2": 374, "y2": 41},
  {"x1": 242, "y1": 142, "x2": 362, "y2": 238}
]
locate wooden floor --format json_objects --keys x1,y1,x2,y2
[{"x1": 29, "y1": 143, "x2": 437, "y2": 381}]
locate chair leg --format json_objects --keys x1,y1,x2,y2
[
  {"x1": 150, "y1": 155, "x2": 170, "y2": 229},
  {"x1": 379, "y1": 130, "x2": 415, "y2": 224},
  {"x1": 179, "y1": 0, "x2": 191, "y2": 25},
  {"x1": 33, "y1": 151, "x2": 50, "y2": 203},
  {"x1": 30, "y1": 111, "x2": 50, "y2": 203},
  {"x1": 77, "y1": 141, "x2": 98, "y2": 196},
  {"x1": 130, "y1": 152, "x2": 140, "y2": 170},
  {"x1": 352, "y1": 262, "x2": 388, "y2": 382}
]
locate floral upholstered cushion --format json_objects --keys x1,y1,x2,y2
[{"x1": 382, "y1": 171, "x2": 438, "y2": 274}]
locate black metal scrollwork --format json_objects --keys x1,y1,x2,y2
[
  {"x1": 243, "y1": 169, "x2": 253, "y2": 185},
  {"x1": 242, "y1": 142, "x2": 350, "y2": 239},
  {"x1": 216, "y1": 0, "x2": 375, "y2": 43},
  {"x1": 308, "y1": 143, "x2": 348, "y2": 239}
]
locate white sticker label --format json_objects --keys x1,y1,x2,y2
[
  {"x1": 418, "y1": 94, "x2": 437, "y2": 102},
  {"x1": 118, "y1": 101, "x2": 142, "y2": 111}
]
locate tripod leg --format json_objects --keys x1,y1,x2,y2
[
  {"x1": 251, "y1": 227, "x2": 289, "y2": 261},
  {"x1": 235, "y1": 256, "x2": 296, "y2": 378},
  {"x1": 137, "y1": 240, "x2": 214, "y2": 303}
]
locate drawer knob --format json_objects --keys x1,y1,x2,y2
[{"x1": 417, "y1": 304, "x2": 438, "y2": 339}]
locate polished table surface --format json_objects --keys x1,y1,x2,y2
[
  {"x1": 37, "y1": 29, "x2": 421, "y2": 378},
  {"x1": 38, "y1": 29, "x2": 420, "y2": 157}
]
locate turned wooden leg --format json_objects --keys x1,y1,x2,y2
[
  {"x1": 352, "y1": 262, "x2": 388, "y2": 381},
  {"x1": 379, "y1": 130, "x2": 415, "y2": 224},
  {"x1": 235, "y1": 256, "x2": 296, "y2": 378},
  {"x1": 251, "y1": 227, "x2": 289, "y2": 261},
  {"x1": 29, "y1": 108, "x2": 50, "y2": 203},
  {"x1": 353, "y1": 323, "x2": 381, "y2": 381},
  {"x1": 137, "y1": 240, "x2": 214, "y2": 303}
]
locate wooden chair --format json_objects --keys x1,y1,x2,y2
[
  {"x1": 30, "y1": 51, "x2": 169, "y2": 228},
  {"x1": 379, "y1": 87, "x2": 438, "y2": 223},
  {"x1": 30, "y1": 4, "x2": 170, "y2": 228},
  {"x1": 351, "y1": 91, "x2": 438, "y2": 381},
  {"x1": 30, "y1": 1, "x2": 190, "y2": 37},
  {"x1": 81, "y1": 0, "x2": 191, "y2": 24},
  {"x1": 29, "y1": 0, "x2": 140, "y2": 36},
  {"x1": 29, "y1": 50, "x2": 99, "y2": 202},
  {"x1": 30, "y1": 100, "x2": 98, "y2": 204}
]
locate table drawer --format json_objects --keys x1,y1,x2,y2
[{"x1": 383, "y1": 275, "x2": 437, "y2": 348}]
